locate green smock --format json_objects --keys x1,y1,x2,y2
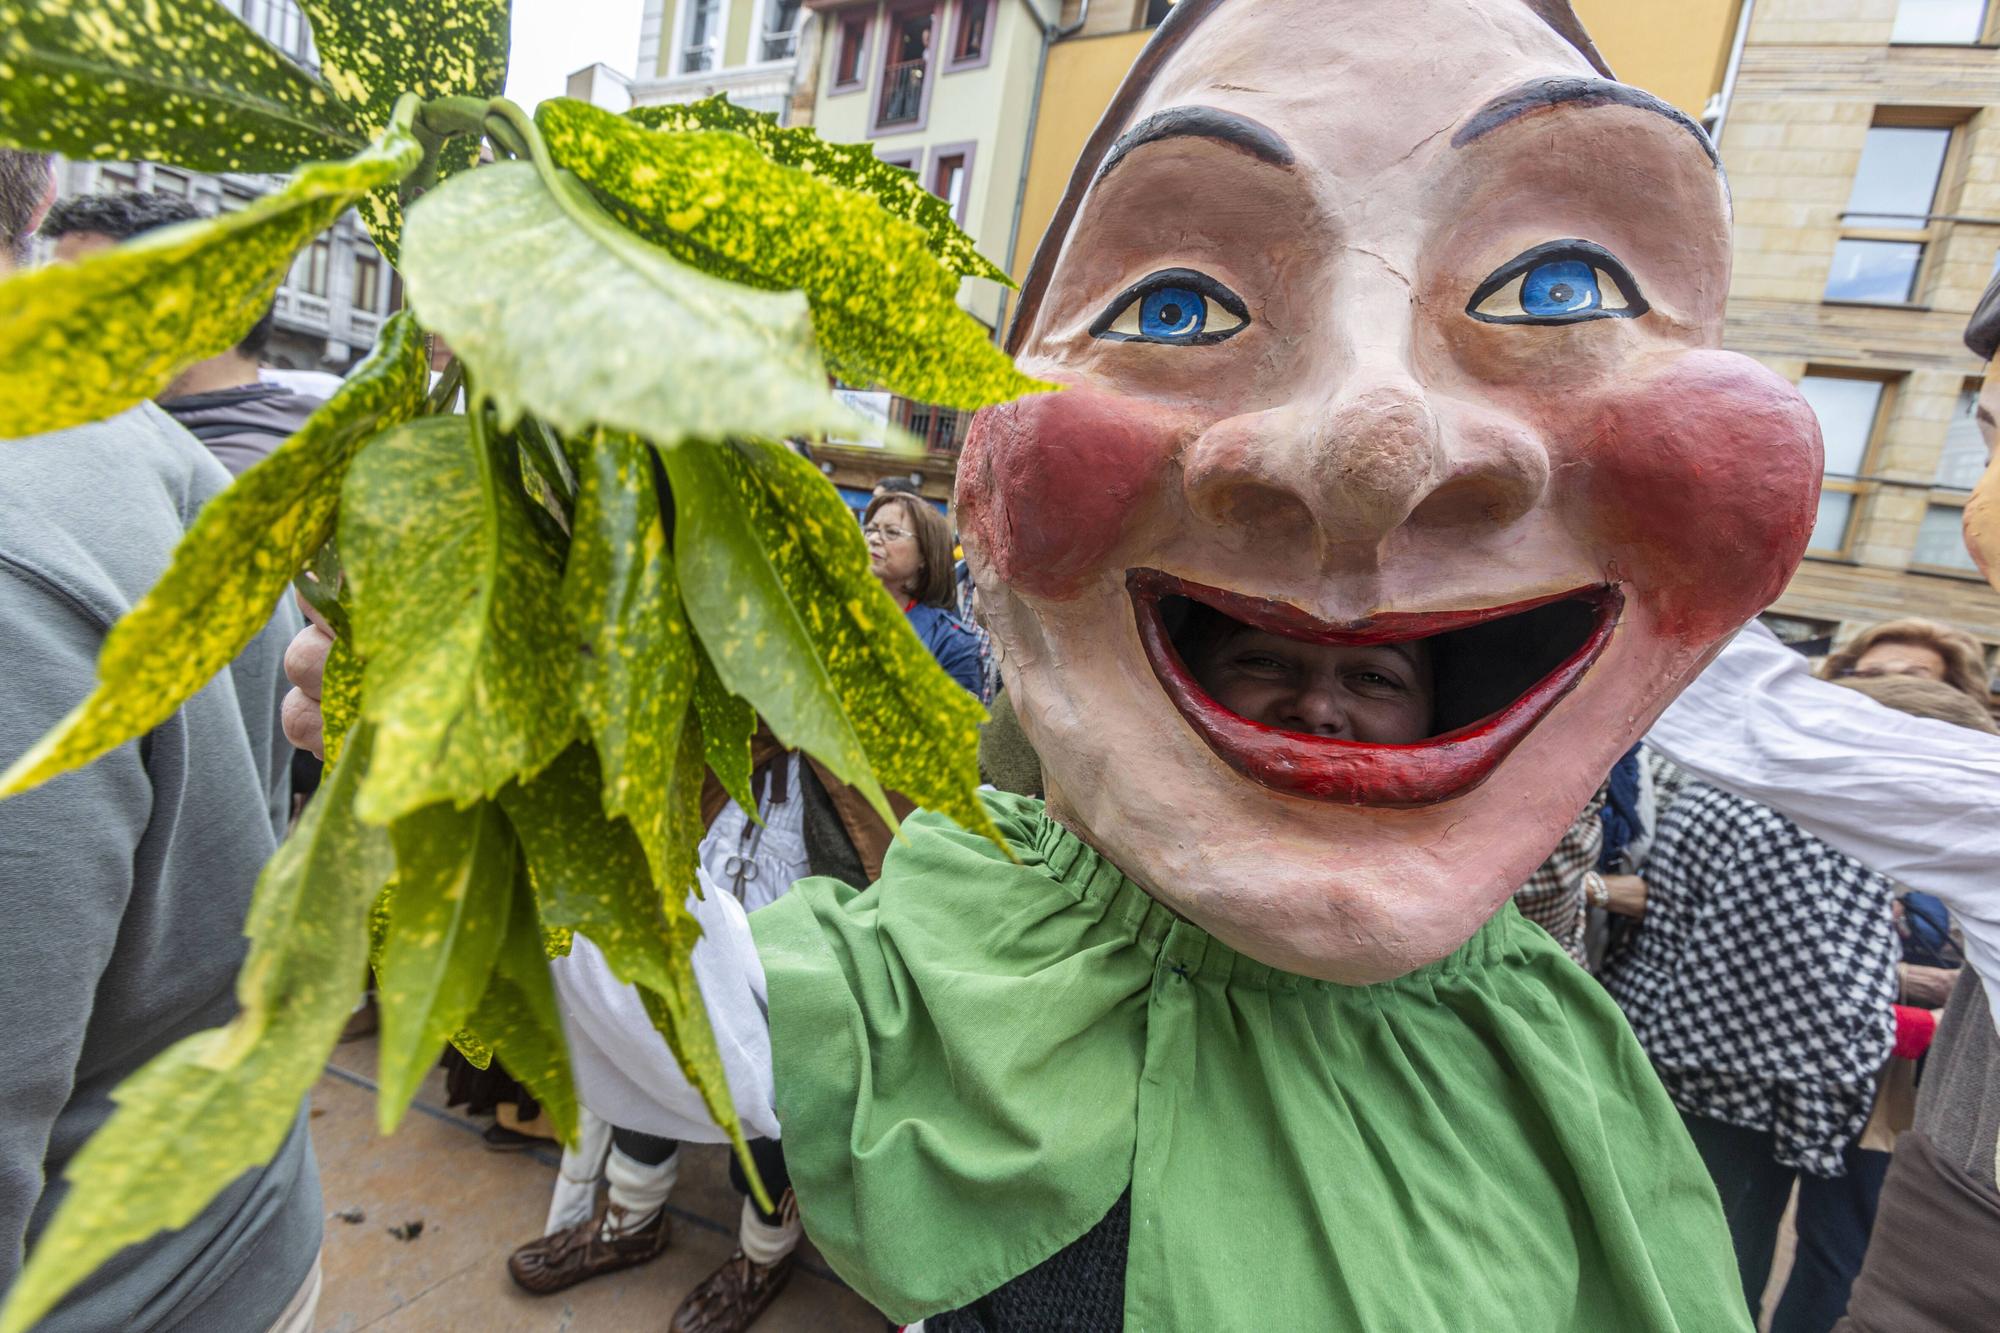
[{"x1": 751, "y1": 792, "x2": 1749, "y2": 1330}]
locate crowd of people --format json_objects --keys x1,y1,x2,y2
[
  {"x1": 1510, "y1": 618, "x2": 1995, "y2": 1331},
  {"x1": 7, "y1": 0, "x2": 2000, "y2": 1323}
]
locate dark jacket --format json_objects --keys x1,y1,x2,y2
[
  {"x1": 158, "y1": 383, "x2": 325, "y2": 477},
  {"x1": 907, "y1": 603, "x2": 984, "y2": 698}
]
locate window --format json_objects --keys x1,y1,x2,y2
[
  {"x1": 1798, "y1": 372, "x2": 1893, "y2": 554},
  {"x1": 1914, "y1": 505, "x2": 1982, "y2": 572},
  {"x1": 951, "y1": 0, "x2": 991, "y2": 65},
  {"x1": 1826, "y1": 123, "x2": 1954, "y2": 304},
  {"x1": 762, "y1": 0, "x2": 804, "y2": 61},
  {"x1": 292, "y1": 236, "x2": 332, "y2": 297},
  {"x1": 1938, "y1": 383, "x2": 1988, "y2": 489},
  {"x1": 930, "y1": 150, "x2": 969, "y2": 222},
  {"x1": 682, "y1": 0, "x2": 722, "y2": 73},
  {"x1": 877, "y1": 7, "x2": 936, "y2": 129},
  {"x1": 900, "y1": 398, "x2": 968, "y2": 453},
  {"x1": 878, "y1": 149, "x2": 920, "y2": 174},
  {"x1": 1892, "y1": 0, "x2": 1991, "y2": 43},
  {"x1": 834, "y1": 12, "x2": 871, "y2": 88},
  {"x1": 353, "y1": 251, "x2": 382, "y2": 312},
  {"x1": 1145, "y1": 0, "x2": 1178, "y2": 25},
  {"x1": 152, "y1": 171, "x2": 190, "y2": 198}
]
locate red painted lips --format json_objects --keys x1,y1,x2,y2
[{"x1": 1128, "y1": 569, "x2": 1624, "y2": 807}]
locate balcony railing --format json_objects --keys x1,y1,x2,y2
[
  {"x1": 877, "y1": 58, "x2": 926, "y2": 126},
  {"x1": 760, "y1": 26, "x2": 799, "y2": 61},
  {"x1": 682, "y1": 43, "x2": 715, "y2": 73}
]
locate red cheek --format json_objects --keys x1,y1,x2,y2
[
  {"x1": 957, "y1": 384, "x2": 1189, "y2": 601},
  {"x1": 1573, "y1": 350, "x2": 1822, "y2": 644}
]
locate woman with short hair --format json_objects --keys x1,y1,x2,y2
[
  {"x1": 862, "y1": 492, "x2": 982, "y2": 696},
  {"x1": 1819, "y1": 619, "x2": 1990, "y2": 706}
]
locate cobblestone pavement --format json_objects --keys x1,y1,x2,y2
[{"x1": 310, "y1": 1033, "x2": 886, "y2": 1332}]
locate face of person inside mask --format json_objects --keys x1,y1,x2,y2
[{"x1": 956, "y1": 0, "x2": 1824, "y2": 983}]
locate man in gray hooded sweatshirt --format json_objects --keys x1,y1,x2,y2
[{"x1": 0, "y1": 149, "x2": 319, "y2": 1332}]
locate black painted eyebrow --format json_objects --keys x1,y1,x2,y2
[
  {"x1": 1451, "y1": 77, "x2": 1720, "y2": 168},
  {"x1": 1093, "y1": 105, "x2": 1297, "y2": 188}
]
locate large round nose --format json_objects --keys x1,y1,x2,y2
[
  {"x1": 1181, "y1": 267, "x2": 1549, "y2": 561},
  {"x1": 1183, "y1": 371, "x2": 1444, "y2": 554}
]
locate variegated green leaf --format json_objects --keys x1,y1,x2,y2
[
  {"x1": 458, "y1": 860, "x2": 578, "y2": 1142},
  {"x1": 538, "y1": 99, "x2": 1051, "y2": 412},
  {"x1": 376, "y1": 801, "x2": 517, "y2": 1132},
  {"x1": 0, "y1": 723, "x2": 390, "y2": 1333},
  {"x1": 663, "y1": 441, "x2": 996, "y2": 845},
  {"x1": 321, "y1": 633, "x2": 365, "y2": 766},
  {"x1": 693, "y1": 638, "x2": 756, "y2": 819},
  {"x1": 0, "y1": 0, "x2": 364, "y2": 172},
  {"x1": 0, "y1": 311, "x2": 427, "y2": 800},
  {"x1": 399, "y1": 158, "x2": 863, "y2": 446},
  {"x1": 564, "y1": 433, "x2": 706, "y2": 892},
  {"x1": 341, "y1": 413, "x2": 578, "y2": 825},
  {"x1": 499, "y1": 746, "x2": 752, "y2": 1188},
  {"x1": 296, "y1": 0, "x2": 512, "y2": 260},
  {"x1": 0, "y1": 130, "x2": 420, "y2": 440},
  {"x1": 627, "y1": 94, "x2": 1009, "y2": 284}
]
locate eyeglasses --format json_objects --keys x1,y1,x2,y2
[{"x1": 863, "y1": 523, "x2": 913, "y2": 543}]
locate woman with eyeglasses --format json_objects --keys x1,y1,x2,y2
[
  {"x1": 1818, "y1": 618, "x2": 1990, "y2": 703},
  {"x1": 862, "y1": 492, "x2": 983, "y2": 697}
]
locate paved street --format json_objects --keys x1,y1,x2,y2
[{"x1": 310, "y1": 1034, "x2": 884, "y2": 1332}]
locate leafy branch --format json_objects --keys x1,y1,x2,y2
[{"x1": 0, "y1": 2, "x2": 1049, "y2": 1326}]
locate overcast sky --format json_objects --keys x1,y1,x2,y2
[{"x1": 503, "y1": 0, "x2": 648, "y2": 110}]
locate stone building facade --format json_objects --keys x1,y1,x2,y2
[{"x1": 1716, "y1": 0, "x2": 2000, "y2": 653}]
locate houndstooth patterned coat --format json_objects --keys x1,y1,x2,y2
[{"x1": 1601, "y1": 781, "x2": 1899, "y2": 1177}]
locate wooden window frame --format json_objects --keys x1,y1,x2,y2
[
  {"x1": 946, "y1": 0, "x2": 995, "y2": 71},
  {"x1": 870, "y1": 1, "x2": 940, "y2": 138},
  {"x1": 1800, "y1": 366, "x2": 1903, "y2": 561},
  {"x1": 830, "y1": 8, "x2": 873, "y2": 93},
  {"x1": 1828, "y1": 110, "x2": 1972, "y2": 309},
  {"x1": 926, "y1": 140, "x2": 976, "y2": 224},
  {"x1": 1889, "y1": 0, "x2": 1998, "y2": 46}
]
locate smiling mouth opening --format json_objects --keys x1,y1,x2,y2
[{"x1": 1129, "y1": 570, "x2": 1623, "y2": 807}]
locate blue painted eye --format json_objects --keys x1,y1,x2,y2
[
  {"x1": 1141, "y1": 286, "x2": 1208, "y2": 339},
  {"x1": 1520, "y1": 260, "x2": 1600, "y2": 316},
  {"x1": 1093, "y1": 269, "x2": 1250, "y2": 345},
  {"x1": 1468, "y1": 241, "x2": 1647, "y2": 326}
]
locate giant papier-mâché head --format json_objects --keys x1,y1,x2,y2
[{"x1": 955, "y1": 0, "x2": 1824, "y2": 982}]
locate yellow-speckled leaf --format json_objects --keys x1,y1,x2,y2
[
  {"x1": 499, "y1": 746, "x2": 750, "y2": 1181},
  {"x1": 693, "y1": 638, "x2": 756, "y2": 819},
  {"x1": 375, "y1": 801, "x2": 517, "y2": 1132},
  {"x1": 458, "y1": 860, "x2": 578, "y2": 1143},
  {"x1": 0, "y1": 0, "x2": 365, "y2": 172},
  {"x1": 295, "y1": 0, "x2": 511, "y2": 259},
  {"x1": 538, "y1": 99, "x2": 1051, "y2": 412},
  {"x1": 0, "y1": 723, "x2": 390, "y2": 1333},
  {"x1": 627, "y1": 95, "x2": 1009, "y2": 284},
  {"x1": 664, "y1": 441, "x2": 996, "y2": 846},
  {"x1": 564, "y1": 433, "x2": 706, "y2": 893},
  {"x1": 0, "y1": 130, "x2": 420, "y2": 440},
  {"x1": 0, "y1": 311, "x2": 427, "y2": 801},
  {"x1": 400, "y1": 159, "x2": 863, "y2": 446},
  {"x1": 321, "y1": 633, "x2": 365, "y2": 766},
  {"x1": 341, "y1": 414, "x2": 578, "y2": 825}
]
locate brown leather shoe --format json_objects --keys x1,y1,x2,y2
[
  {"x1": 668, "y1": 1250, "x2": 796, "y2": 1333},
  {"x1": 506, "y1": 1199, "x2": 671, "y2": 1295}
]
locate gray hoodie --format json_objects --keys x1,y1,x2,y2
[
  {"x1": 0, "y1": 404, "x2": 316, "y2": 1331},
  {"x1": 158, "y1": 383, "x2": 324, "y2": 477}
]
